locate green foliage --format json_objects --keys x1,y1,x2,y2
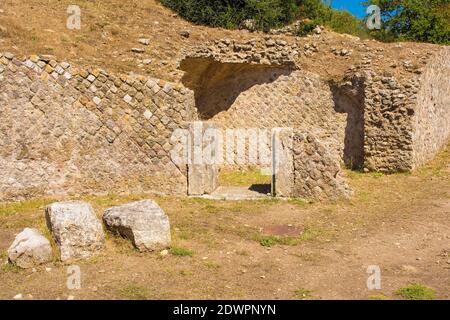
[
  {"x1": 295, "y1": 20, "x2": 317, "y2": 36},
  {"x1": 296, "y1": 0, "x2": 369, "y2": 38},
  {"x1": 258, "y1": 235, "x2": 303, "y2": 247},
  {"x1": 366, "y1": 0, "x2": 450, "y2": 44},
  {"x1": 396, "y1": 284, "x2": 437, "y2": 300},
  {"x1": 160, "y1": 0, "x2": 296, "y2": 31},
  {"x1": 160, "y1": 0, "x2": 368, "y2": 37}
]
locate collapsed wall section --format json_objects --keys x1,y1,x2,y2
[{"x1": 0, "y1": 53, "x2": 197, "y2": 201}]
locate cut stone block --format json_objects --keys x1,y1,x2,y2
[
  {"x1": 103, "y1": 200, "x2": 171, "y2": 252},
  {"x1": 45, "y1": 201, "x2": 105, "y2": 262},
  {"x1": 8, "y1": 228, "x2": 52, "y2": 268},
  {"x1": 187, "y1": 121, "x2": 219, "y2": 196},
  {"x1": 272, "y1": 127, "x2": 294, "y2": 197}
]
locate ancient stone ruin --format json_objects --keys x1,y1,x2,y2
[
  {"x1": 8, "y1": 199, "x2": 172, "y2": 267},
  {"x1": 0, "y1": 36, "x2": 449, "y2": 201}
]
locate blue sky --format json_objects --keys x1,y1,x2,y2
[{"x1": 330, "y1": 0, "x2": 368, "y2": 19}]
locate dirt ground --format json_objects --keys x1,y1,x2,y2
[{"x1": 0, "y1": 144, "x2": 448, "y2": 300}]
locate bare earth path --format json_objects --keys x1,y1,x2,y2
[{"x1": 0, "y1": 145, "x2": 449, "y2": 300}]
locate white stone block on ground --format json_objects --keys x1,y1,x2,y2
[
  {"x1": 103, "y1": 200, "x2": 171, "y2": 252},
  {"x1": 45, "y1": 201, "x2": 105, "y2": 261},
  {"x1": 8, "y1": 228, "x2": 52, "y2": 268}
]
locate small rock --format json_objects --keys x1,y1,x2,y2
[
  {"x1": 401, "y1": 265, "x2": 418, "y2": 273},
  {"x1": 313, "y1": 26, "x2": 322, "y2": 34},
  {"x1": 143, "y1": 59, "x2": 152, "y2": 65},
  {"x1": 67, "y1": 295, "x2": 75, "y2": 300},
  {"x1": 178, "y1": 30, "x2": 190, "y2": 38},
  {"x1": 13, "y1": 294, "x2": 23, "y2": 300},
  {"x1": 160, "y1": 249, "x2": 169, "y2": 256},
  {"x1": 340, "y1": 49, "x2": 350, "y2": 56},
  {"x1": 138, "y1": 38, "x2": 150, "y2": 45},
  {"x1": 45, "y1": 267, "x2": 52, "y2": 272},
  {"x1": 7, "y1": 228, "x2": 52, "y2": 269},
  {"x1": 131, "y1": 48, "x2": 145, "y2": 53},
  {"x1": 3, "y1": 52, "x2": 14, "y2": 59}
]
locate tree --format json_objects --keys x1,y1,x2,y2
[
  {"x1": 160, "y1": 0, "x2": 367, "y2": 36},
  {"x1": 366, "y1": 0, "x2": 450, "y2": 44}
]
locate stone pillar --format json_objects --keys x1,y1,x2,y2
[
  {"x1": 187, "y1": 121, "x2": 219, "y2": 196},
  {"x1": 271, "y1": 128, "x2": 294, "y2": 197}
]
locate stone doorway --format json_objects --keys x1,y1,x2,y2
[{"x1": 186, "y1": 124, "x2": 291, "y2": 200}]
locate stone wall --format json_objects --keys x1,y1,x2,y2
[
  {"x1": 0, "y1": 52, "x2": 197, "y2": 201},
  {"x1": 334, "y1": 47, "x2": 450, "y2": 172},
  {"x1": 1, "y1": 41, "x2": 448, "y2": 201},
  {"x1": 411, "y1": 47, "x2": 450, "y2": 168},
  {"x1": 272, "y1": 128, "x2": 351, "y2": 200},
  {"x1": 180, "y1": 39, "x2": 348, "y2": 169}
]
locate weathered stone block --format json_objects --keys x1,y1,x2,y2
[
  {"x1": 103, "y1": 200, "x2": 171, "y2": 252},
  {"x1": 271, "y1": 127, "x2": 294, "y2": 197},
  {"x1": 45, "y1": 201, "x2": 105, "y2": 261},
  {"x1": 8, "y1": 228, "x2": 52, "y2": 268},
  {"x1": 187, "y1": 121, "x2": 219, "y2": 196}
]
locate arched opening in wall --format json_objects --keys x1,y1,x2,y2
[
  {"x1": 330, "y1": 80, "x2": 366, "y2": 170},
  {"x1": 179, "y1": 57, "x2": 295, "y2": 120}
]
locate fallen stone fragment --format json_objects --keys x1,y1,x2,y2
[
  {"x1": 178, "y1": 30, "x2": 190, "y2": 38},
  {"x1": 138, "y1": 38, "x2": 150, "y2": 45},
  {"x1": 45, "y1": 201, "x2": 105, "y2": 261},
  {"x1": 103, "y1": 200, "x2": 171, "y2": 252},
  {"x1": 7, "y1": 228, "x2": 52, "y2": 268},
  {"x1": 13, "y1": 294, "x2": 23, "y2": 300},
  {"x1": 131, "y1": 47, "x2": 145, "y2": 53}
]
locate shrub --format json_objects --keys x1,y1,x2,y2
[
  {"x1": 160, "y1": 0, "x2": 368, "y2": 36},
  {"x1": 396, "y1": 284, "x2": 436, "y2": 300}
]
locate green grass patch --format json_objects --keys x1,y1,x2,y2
[
  {"x1": 294, "y1": 288, "x2": 313, "y2": 300},
  {"x1": 1, "y1": 263, "x2": 22, "y2": 274},
  {"x1": 395, "y1": 284, "x2": 436, "y2": 300},
  {"x1": 116, "y1": 284, "x2": 151, "y2": 300},
  {"x1": 258, "y1": 226, "x2": 324, "y2": 247},
  {"x1": 0, "y1": 198, "x2": 54, "y2": 218},
  {"x1": 170, "y1": 246, "x2": 194, "y2": 257},
  {"x1": 219, "y1": 168, "x2": 271, "y2": 187},
  {"x1": 258, "y1": 235, "x2": 300, "y2": 247}
]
